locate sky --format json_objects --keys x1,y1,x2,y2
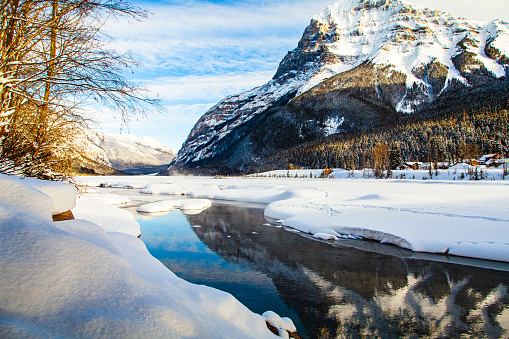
[{"x1": 97, "y1": 0, "x2": 509, "y2": 151}]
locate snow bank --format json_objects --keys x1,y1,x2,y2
[
  {"x1": 137, "y1": 199, "x2": 184, "y2": 213},
  {"x1": 80, "y1": 193, "x2": 131, "y2": 206},
  {"x1": 137, "y1": 198, "x2": 212, "y2": 214},
  {"x1": 262, "y1": 181, "x2": 509, "y2": 261},
  {"x1": 181, "y1": 199, "x2": 213, "y2": 211},
  {"x1": 191, "y1": 185, "x2": 325, "y2": 204},
  {"x1": 5, "y1": 175, "x2": 77, "y2": 215},
  {"x1": 73, "y1": 195, "x2": 141, "y2": 237},
  {"x1": 253, "y1": 165, "x2": 507, "y2": 181},
  {"x1": 448, "y1": 242, "x2": 509, "y2": 263},
  {"x1": 0, "y1": 176, "x2": 278, "y2": 338},
  {"x1": 75, "y1": 175, "x2": 509, "y2": 263}
]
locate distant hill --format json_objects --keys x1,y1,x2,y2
[
  {"x1": 77, "y1": 133, "x2": 176, "y2": 175},
  {"x1": 165, "y1": 0, "x2": 509, "y2": 175}
]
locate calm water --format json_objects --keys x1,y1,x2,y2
[{"x1": 137, "y1": 201, "x2": 509, "y2": 338}]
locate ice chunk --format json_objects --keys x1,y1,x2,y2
[
  {"x1": 180, "y1": 199, "x2": 212, "y2": 211},
  {"x1": 448, "y1": 242, "x2": 509, "y2": 262},
  {"x1": 137, "y1": 200, "x2": 183, "y2": 213}
]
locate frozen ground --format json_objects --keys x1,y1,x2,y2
[
  {"x1": 79, "y1": 169, "x2": 509, "y2": 263},
  {"x1": 0, "y1": 174, "x2": 282, "y2": 338}
]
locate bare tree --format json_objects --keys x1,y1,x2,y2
[{"x1": 0, "y1": 0, "x2": 158, "y2": 178}]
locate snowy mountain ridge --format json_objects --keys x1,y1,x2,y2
[
  {"x1": 79, "y1": 133, "x2": 176, "y2": 175},
  {"x1": 168, "y1": 0, "x2": 509, "y2": 173},
  {"x1": 305, "y1": 0, "x2": 509, "y2": 109}
]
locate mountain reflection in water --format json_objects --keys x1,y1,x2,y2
[{"x1": 138, "y1": 202, "x2": 509, "y2": 338}]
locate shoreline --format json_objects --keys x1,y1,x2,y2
[
  {"x1": 3, "y1": 173, "x2": 508, "y2": 336},
  {"x1": 96, "y1": 188, "x2": 509, "y2": 272},
  {"x1": 0, "y1": 175, "x2": 282, "y2": 338},
  {"x1": 79, "y1": 174, "x2": 509, "y2": 263}
]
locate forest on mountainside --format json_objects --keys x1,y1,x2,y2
[{"x1": 263, "y1": 98, "x2": 509, "y2": 172}]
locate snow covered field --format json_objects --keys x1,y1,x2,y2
[
  {"x1": 81, "y1": 169, "x2": 509, "y2": 263},
  {"x1": 2, "y1": 170, "x2": 509, "y2": 337}
]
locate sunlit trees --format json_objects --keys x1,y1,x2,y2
[
  {"x1": 267, "y1": 106, "x2": 509, "y2": 175},
  {"x1": 373, "y1": 142, "x2": 389, "y2": 178},
  {"x1": 0, "y1": 0, "x2": 157, "y2": 178}
]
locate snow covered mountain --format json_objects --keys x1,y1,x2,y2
[
  {"x1": 167, "y1": 0, "x2": 509, "y2": 174},
  {"x1": 79, "y1": 133, "x2": 176, "y2": 175}
]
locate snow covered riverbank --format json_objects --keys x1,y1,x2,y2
[
  {"x1": 3, "y1": 172, "x2": 508, "y2": 337},
  {"x1": 0, "y1": 174, "x2": 283, "y2": 338},
  {"x1": 81, "y1": 173, "x2": 509, "y2": 263}
]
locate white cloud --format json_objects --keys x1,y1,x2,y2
[
  {"x1": 112, "y1": 37, "x2": 293, "y2": 73},
  {"x1": 141, "y1": 71, "x2": 274, "y2": 103},
  {"x1": 104, "y1": 0, "x2": 333, "y2": 75},
  {"x1": 110, "y1": 0, "x2": 332, "y2": 38},
  {"x1": 87, "y1": 102, "x2": 212, "y2": 129},
  {"x1": 134, "y1": 103, "x2": 214, "y2": 125}
]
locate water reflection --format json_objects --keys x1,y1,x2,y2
[{"x1": 139, "y1": 202, "x2": 509, "y2": 338}]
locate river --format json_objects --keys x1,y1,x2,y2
[{"x1": 131, "y1": 199, "x2": 509, "y2": 338}]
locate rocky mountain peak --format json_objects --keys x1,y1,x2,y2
[
  {"x1": 275, "y1": 0, "x2": 508, "y2": 105},
  {"x1": 166, "y1": 0, "x2": 509, "y2": 174}
]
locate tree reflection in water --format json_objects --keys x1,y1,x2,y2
[{"x1": 141, "y1": 202, "x2": 509, "y2": 338}]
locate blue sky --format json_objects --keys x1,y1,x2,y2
[{"x1": 97, "y1": 0, "x2": 509, "y2": 151}]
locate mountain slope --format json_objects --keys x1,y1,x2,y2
[
  {"x1": 78, "y1": 133, "x2": 176, "y2": 175},
  {"x1": 166, "y1": 0, "x2": 509, "y2": 174}
]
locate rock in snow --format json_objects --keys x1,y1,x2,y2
[
  {"x1": 0, "y1": 175, "x2": 280, "y2": 338},
  {"x1": 262, "y1": 311, "x2": 297, "y2": 333}
]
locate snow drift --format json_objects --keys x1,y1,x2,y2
[
  {"x1": 0, "y1": 175, "x2": 278, "y2": 338},
  {"x1": 78, "y1": 174, "x2": 509, "y2": 263}
]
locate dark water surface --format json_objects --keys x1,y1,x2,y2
[{"x1": 137, "y1": 201, "x2": 509, "y2": 338}]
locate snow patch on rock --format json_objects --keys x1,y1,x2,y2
[{"x1": 262, "y1": 311, "x2": 297, "y2": 333}]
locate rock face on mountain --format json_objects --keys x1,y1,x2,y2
[
  {"x1": 166, "y1": 0, "x2": 509, "y2": 174},
  {"x1": 77, "y1": 133, "x2": 176, "y2": 175}
]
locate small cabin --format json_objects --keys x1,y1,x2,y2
[
  {"x1": 478, "y1": 154, "x2": 500, "y2": 165},
  {"x1": 488, "y1": 158, "x2": 509, "y2": 168},
  {"x1": 405, "y1": 162, "x2": 422, "y2": 170}
]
